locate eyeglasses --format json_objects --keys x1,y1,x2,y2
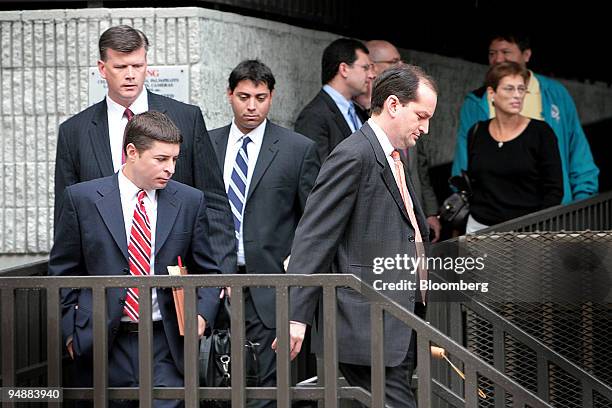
[
  {"x1": 373, "y1": 58, "x2": 402, "y2": 65},
  {"x1": 351, "y1": 62, "x2": 374, "y2": 71},
  {"x1": 499, "y1": 86, "x2": 528, "y2": 95}
]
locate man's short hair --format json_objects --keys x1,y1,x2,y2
[
  {"x1": 228, "y1": 59, "x2": 276, "y2": 92},
  {"x1": 370, "y1": 64, "x2": 438, "y2": 115},
  {"x1": 489, "y1": 31, "x2": 531, "y2": 52},
  {"x1": 321, "y1": 38, "x2": 369, "y2": 85},
  {"x1": 124, "y1": 111, "x2": 182, "y2": 154},
  {"x1": 485, "y1": 61, "x2": 529, "y2": 90},
  {"x1": 99, "y1": 25, "x2": 150, "y2": 61}
]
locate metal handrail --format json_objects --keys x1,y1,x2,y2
[
  {"x1": 0, "y1": 274, "x2": 554, "y2": 407},
  {"x1": 476, "y1": 191, "x2": 612, "y2": 233},
  {"x1": 457, "y1": 294, "x2": 612, "y2": 404}
]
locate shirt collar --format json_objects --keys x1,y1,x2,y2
[
  {"x1": 106, "y1": 87, "x2": 149, "y2": 118},
  {"x1": 229, "y1": 118, "x2": 267, "y2": 147},
  {"x1": 367, "y1": 118, "x2": 396, "y2": 158},
  {"x1": 526, "y1": 70, "x2": 540, "y2": 95},
  {"x1": 118, "y1": 167, "x2": 156, "y2": 203},
  {"x1": 323, "y1": 84, "x2": 354, "y2": 116}
]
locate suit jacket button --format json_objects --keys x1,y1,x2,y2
[
  {"x1": 122, "y1": 268, "x2": 129, "y2": 273},
  {"x1": 119, "y1": 298, "x2": 125, "y2": 305},
  {"x1": 112, "y1": 327, "x2": 119, "y2": 335},
  {"x1": 409, "y1": 237, "x2": 415, "y2": 243}
]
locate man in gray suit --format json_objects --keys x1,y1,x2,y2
[
  {"x1": 210, "y1": 60, "x2": 320, "y2": 407},
  {"x1": 54, "y1": 25, "x2": 236, "y2": 275},
  {"x1": 274, "y1": 65, "x2": 438, "y2": 408},
  {"x1": 355, "y1": 40, "x2": 441, "y2": 242}
]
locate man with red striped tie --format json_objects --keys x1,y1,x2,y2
[{"x1": 49, "y1": 111, "x2": 221, "y2": 407}]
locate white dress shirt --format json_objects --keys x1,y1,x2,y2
[
  {"x1": 107, "y1": 90, "x2": 148, "y2": 172},
  {"x1": 118, "y1": 168, "x2": 162, "y2": 321},
  {"x1": 222, "y1": 119, "x2": 267, "y2": 265}
]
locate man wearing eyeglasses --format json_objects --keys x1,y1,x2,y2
[
  {"x1": 451, "y1": 32, "x2": 598, "y2": 205},
  {"x1": 354, "y1": 40, "x2": 403, "y2": 113},
  {"x1": 295, "y1": 38, "x2": 375, "y2": 161}
]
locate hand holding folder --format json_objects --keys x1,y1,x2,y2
[{"x1": 167, "y1": 256, "x2": 187, "y2": 336}]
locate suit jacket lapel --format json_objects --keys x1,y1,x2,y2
[
  {"x1": 147, "y1": 90, "x2": 168, "y2": 114},
  {"x1": 319, "y1": 90, "x2": 353, "y2": 137},
  {"x1": 155, "y1": 183, "x2": 180, "y2": 256},
  {"x1": 360, "y1": 123, "x2": 411, "y2": 224},
  {"x1": 89, "y1": 100, "x2": 114, "y2": 177},
  {"x1": 95, "y1": 174, "x2": 128, "y2": 260},
  {"x1": 246, "y1": 122, "x2": 279, "y2": 202},
  {"x1": 211, "y1": 125, "x2": 230, "y2": 172}
]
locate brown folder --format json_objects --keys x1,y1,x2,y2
[{"x1": 168, "y1": 263, "x2": 187, "y2": 336}]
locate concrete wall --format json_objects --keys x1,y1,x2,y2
[{"x1": 1, "y1": 7, "x2": 610, "y2": 253}]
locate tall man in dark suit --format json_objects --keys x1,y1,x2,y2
[
  {"x1": 210, "y1": 60, "x2": 320, "y2": 407},
  {"x1": 49, "y1": 111, "x2": 221, "y2": 407},
  {"x1": 274, "y1": 65, "x2": 438, "y2": 408},
  {"x1": 295, "y1": 38, "x2": 374, "y2": 162},
  {"x1": 54, "y1": 25, "x2": 236, "y2": 274}
]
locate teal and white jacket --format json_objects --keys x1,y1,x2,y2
[{"x1": 451, "y1": 72, "x2": 599, "y2": 204}]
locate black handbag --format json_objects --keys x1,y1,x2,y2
[
  {"x1": 199, "y1": 297, "x2": 260, "y2": 406},
  {"x1": 439, "y1": 171, "x2": 472, "y2": 229},
  {"x1": 440, "y1": 123, "x2": 479, "y2": 229}
]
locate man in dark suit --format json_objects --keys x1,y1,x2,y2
[
  {"x1": 275, "y1": 65, "x2": 438, "y2": 408},
  {"x1": 49, "y1": 111, "x2": 221, "y2": 407},
  {"x1": 210, "y1": 60, "x2": 320, "y2": 407},
  {"x1": 295, "y1": 38, "x2": 374, "y2": 162},
  {"x1": 54, "y1": 25, "x2": 236, "y2": 275}
]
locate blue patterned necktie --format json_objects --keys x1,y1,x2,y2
[
  {"x1": 348, "y1": 103, "x2": 361, "y2": 132},
  {"x1": 227, "y1": 136, "x2": 252, "y2": 246}
]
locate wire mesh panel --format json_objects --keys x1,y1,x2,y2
[{"x1": 461, "y1": 232, "x2": 612, "y2": 407}]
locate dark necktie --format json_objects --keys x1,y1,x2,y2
[{"x1": 227, "y1": 136, "x2": 252, "y2": 248}]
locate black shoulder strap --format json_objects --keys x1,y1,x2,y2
[{"x1": 467, "y1": 122, "x2": 480, "y2": 155}]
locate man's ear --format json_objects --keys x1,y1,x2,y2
[
  {"x1": 522, "y1": 49, "x2": 532, "y2": 64},
  {"x1": 386, "y1": 95, "x2": 400, "y2": 117},
  {"x1": 97, "y1": 60, "x2": 106, "y2": 79},
  {"x1": 338, "y1": 62, "x2": 350, "y2": 79},
  {"x1": 125, "y1": 143, "x2": 139, "y2": 161}
]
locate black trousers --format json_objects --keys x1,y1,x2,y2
[
  {"x1": 244, "y1": 289, "x2": 278, "y2": 408},
  {"x1": 71, "y1": 322, "x2": 184, "y2": 408},
  {"x1": 338, "y1": 332, "x2": 417, "y2": 408}
]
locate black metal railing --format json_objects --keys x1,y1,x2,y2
[
  {"x1": 447, "y1": 231, "x2": 612, "y2": 408},
  {"x1": 435, "y1": 282, "x2": 612, "y2": 408},
  {"x1": 0, "y1": 274, "x2": 553, "y2": 407},
  {"x1": 476, "y1": 191, "x2": 612, "y2": 233},
  {"x1": 442, "y1": 191, "x2": 612, "y2": 407}
]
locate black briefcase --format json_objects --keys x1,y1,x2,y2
[{"x1": 199, "y1": 298, "x2": 260, "y2": 407}]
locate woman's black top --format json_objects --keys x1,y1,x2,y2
[{"x1": 468, "y1": 119, "x2": 563, "y2": 226}]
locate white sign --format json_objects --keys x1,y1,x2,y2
[{"x1": 88, "y1": 66, "x2": 190, "y2": 105}]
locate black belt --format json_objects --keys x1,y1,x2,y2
[{"x1": 118, "y1": 320, "x2": 163, "y2": 334}]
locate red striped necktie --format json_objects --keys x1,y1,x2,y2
[{"x1": 124, "y1": 189, "x2": 152, "y2": 321}]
